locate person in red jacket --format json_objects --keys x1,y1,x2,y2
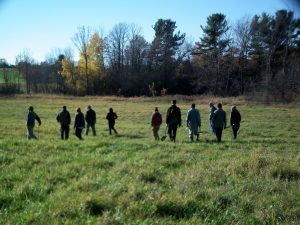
[{"x1": 151, "y1": 107, "x2": 162, "y2": 141}]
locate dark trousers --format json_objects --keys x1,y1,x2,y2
[
  {"x1": 61, "y1": 125, "x2": 70, "y2": 140},
  {"x1": 215, "y1": 127, "x2": 223, "y2": 142},
  {"x1": 75, "y1": 128, "x2": 83, "y2": 140},
  {"x1": 108, "y1": 123, "x2": 117, "y2": 135},
  {"x1": 231, "y1": 124, "x2": 240, "y2": 139},
  {"x1": 168, "y1": 124, "x2": 178, "y2": 142}
]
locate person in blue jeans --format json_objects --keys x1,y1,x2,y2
[{"x1": 56, "y1": 106, "x2": 71, "y2": 140}]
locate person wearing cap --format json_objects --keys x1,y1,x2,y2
[
  {"x1": 209, "y1": 101, "x2": 216, "y2": 133},
  {"x1": 166, "y1": 100, "x2": 182, "y2": 142},
  {"x1": 74, "y1": 107, "x2": 85, "y2": 140},
  {"x1": 186, "y1": 103, "x2": 201, "y2": 142},
  {"x1": 230, "y1": 105, "x2": 241, "y2": 139},
  {"x1": 212, "y1": 103, "x2": 227, "y2": 142},
  {"x1": 85, "y1": 105, "x2": 96, "y2": 136},
  {"x1": 56, "y1": 106, "x2": 71, "y2": 140},
  {"x1": 26, "y1": 106, "x2": 41, "y2": 140},
  {"x1": 151, "y1": 107, "x2": 162, "y2": 141}
]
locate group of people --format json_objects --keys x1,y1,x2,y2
[
  {"x1": 26, "y1": 105, "x2": 118, "y2": 140},
  {"x1": 151, "y1": 100, "x2": 241, "y2": 142},
  {"x1": 26, "y1": 100, "x2": 241, "y2": 142}
]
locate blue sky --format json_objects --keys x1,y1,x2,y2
[{"x1": 0, "y1": 0, "x2": 297, "y2": 64}]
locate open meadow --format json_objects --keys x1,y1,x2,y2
[{"x1": 0, "y1": 95, "x2": 299, "y2": 224}]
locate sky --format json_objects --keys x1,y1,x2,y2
[{"x1": 0, "y1": 0, "x2": 298, "y2": 64}]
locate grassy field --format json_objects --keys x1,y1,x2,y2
[{"x1": 0, "y1": 95, "x2": 299, "y2": 225}]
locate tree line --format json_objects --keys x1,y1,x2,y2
[{"x1": 1, "y1": 10, "x2": 300, "y2": 101}]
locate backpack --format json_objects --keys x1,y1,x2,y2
[
  {"x1": 152, "y1": 112, "x2": 162, "y2": 126},
  {"x1": 59, "y1": 111, "x2": 69, "y2": 125}
]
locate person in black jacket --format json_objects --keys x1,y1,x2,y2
[
  {"x1": 74, "y1": 107, "x2": 85, "y2": 140},
  {"x1": 56, "y1": 106, "x2": 71, "y2": 140},
  {"x1": 230, "y1": 105, "x2": 241, "y2": 139},
  {"x1": 166, "y1": 100, "x2": 181, "y2": 142},
  {"x1": 106, "y1": 108, "x2": 118, "y2": 135},
  {"x1": 85, "y1": 105, "x2": 96, "y2": 136}
]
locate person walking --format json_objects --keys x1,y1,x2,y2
[
  {"x1": 166, "y1": 100, "x2": 181, "y2": 142},
  {"x1": 230, "y1": 105, "x2": 241, "y2": 139},
  {"x1": 151, "y1": 107, "x2": 162, "y2": 141},
  {"x1": 56, "y1": 106, "x2": 71, "y2": 140},
  {"x1": 26, "y1": 106, "x2": 42, "y2": 140},
  {"x1": 85, "y1": 105, "x2": 96, "y2": 136},
  {"x1": 106, "y1": 108, "x2": 118, "y2": 135},
  {"x1": 209, "y1": 101, "x2": 216, "y2": 133},
  {"x1": 74, "y1": 107, "x2": 85, "y2": 140},
  {"x1": 186, "y1": 103, "x2": 201, "y2": 142},
  {"x1": 213, "y1": 103, "x2": 227, "y2": 142}
]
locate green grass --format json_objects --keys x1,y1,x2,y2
[{"x1": 0, "y1": 95, "x2": 299, "y2": 224}]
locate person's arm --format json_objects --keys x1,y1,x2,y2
[
  {"x1": 178, "y1": 108, "x2": 182, "y2": 127},
  {"x1": 36, "y1": 114, "x2": 42, "y2": 126},
  {"x1": 224, "y1": 112, "x2": 227, "y2": 129},
  {"x1": 186, "y1": 111, "x2": 189, "y2": 127},
  {"x1": 166, "y1": 109, "x2": 170, "y2": 125},
  {"x1": 114, "y1": 113, "x2": 118, "y2": 119},
  {"x1": 199, "y1": 111, "x2": 201, "y2": 127},
  {"x1": 68, "y1": 112, "x2": 71, "y2": 125},
  {"x1": 56, "y1": 113, "x2": 60, "y2": 122}
]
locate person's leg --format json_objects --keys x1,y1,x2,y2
[
  {"x1": 109, "y1": 123, "x2": 112, "y2": 135},
  {"x1": 188, "y1": 126, "x2": 193, "y2": 141},
  {"x1": 91, "y1": 124, "x2": 96, "y2": 136},
  {"x1": 215, "y1": 128, "x2": 222, "y2": 142},
  {"x1": 60, "y1": 126, "x2": 64, "y2": 140},
  {"x1": 27, "y1": 126, "x2": 36, "y2": 139},
  {"x1": 168, "y1": 125, "x2": 173, "y2": 140},
  {"x1": 65, "y1": 126, "x2": 70, "y2": 140},
  {"x1": 233, "y1": 124, "x2": 239, "y2": 139},
  {"x1": 153, "y1": 126, "x2": 159, "y2": 140},
  {"x1": 85, "y1": 123, "x2": 90, "y2": 135},
  {"x1": 112, "y1": 126, "x2": 118, "y2": 134},
  {"x1": 78, "y1": 128, "x2": 83, "y2": 140},
  {"x1": 173, "y1": 126, "x2": 177, "y2": 142}
]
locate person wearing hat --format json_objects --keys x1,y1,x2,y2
[
  {"x1": 166, "y1": 100, "x2": 182, "y2": 142},
  {"x1": 151, "y1": 107, "x2": 162, "y2": 141},
  {"x1": 209, "y1": 101, "x2": 216, "y2": 133},
  {"x1": 230, "y1": 105, "x2": 241, "y2": 139},
  {"x1": 74, "y1": 107, "x2": 85, "y2": 140},
  {"x1": 56, "y1": 106, "x2": 71, "y2": 140},
  {"x1": 85, "y1": 105, "x2": 96, "y2": 136},
  {"x1": 26, "y1": 106, "x2": 42, "y2": 140}
]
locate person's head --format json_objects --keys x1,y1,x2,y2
[
  {"x1": 77, "y1": 107, "x2": 81, "y2": 113},
  {"x1": 62, "y1": 106, "x2": 67, "y2": 111},
  {"x1": 87, "y1": 105, "x2": 91, "y2": 110},
  {"x1": 231, "y1": 105, "x2": 237, "y2": 111},
  {"x1": 217, "y1": 103, "x2": 222, "y2": 109},
  {"x1": 209, "y1": 101, "x2": 214, "y2": 107},
  {"x1": 172, "y1": 100, "x2": 176, "y2": 105},
  {"x1": 109, "y1": 108, "x2": 113, "y2": 113},
  {"x1": 28, "y1": 106, "x2": 34, "y2": 111},
  {"x1": 191, "y1": 103, "x2": 195, "y2": 108},
  {"x1": 154, "y1": 107, "x2": 159, "y2": 112}
]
